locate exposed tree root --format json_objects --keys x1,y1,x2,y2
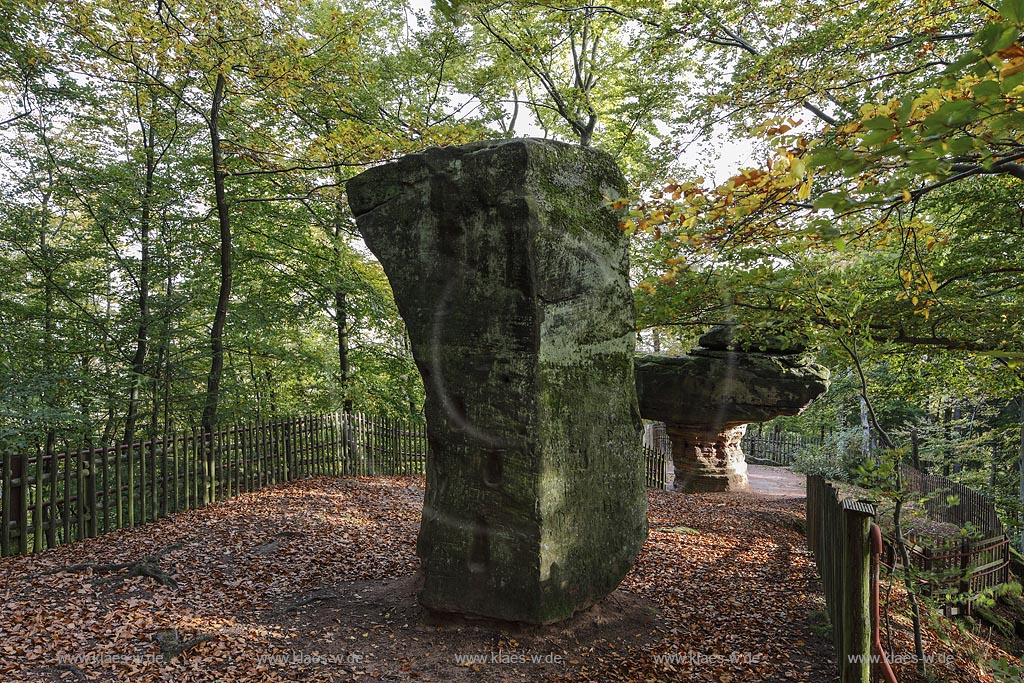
[
  {"x1": 27, "y1": 545, "x2": 182, "y2": 589},
  {"x1": 152, "y1": 628, "x2": 214, "y2": 660}
]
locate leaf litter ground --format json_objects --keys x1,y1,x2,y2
[{"x1": 0, "y1": 476, "x2": 1011, "y2": 682}]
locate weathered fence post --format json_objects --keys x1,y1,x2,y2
[
  {"x1": 958, "y1": 536, "x2": 973, "y2": 617},
  {"x1": 841, "y1": 499, "x2": 874, "y2": 683},
  {"x1": 1, "y1": 453, "x2": 11, "y2": 556},
  {"x1": 807, "y1": 476, "x2": 876, "y2": 683}
]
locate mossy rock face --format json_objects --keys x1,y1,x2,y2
[{"x1": 347, "y1": 138, "x2": 646, "y2": 624}]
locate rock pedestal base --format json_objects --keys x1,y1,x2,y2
[
  {"x1": 634, "y1": 344, "x2": 830, "y2": 494},
  {"x1": 666, "y1": 425, "x2": 749, "y2": 493}
]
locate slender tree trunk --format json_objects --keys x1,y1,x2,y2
[
  {"x1": 40, "y1": 204, "x2": 57, "y2": 549},
  {"x1": 123, "y1": 123, "x2": 155, "y2": 447},
  {"x1": 247, "y1": 347, "x2": 262, "y2": 420},
  {"x1": 43, "y1": 292, "x2": 55, "y2": 548},
  {"x1": 100, "y1": 273, "x2": 117, "y2": 444},
  {"x1": 330, "y1": 159, "x2": 353, "y2": 413},
  {"x1": 860, "y1": 395, "x2": 871, "y2": 459},
  {"x1": 334, "y1": 287, "x2": 351, "y2": 411},
  {"x1": 952, "y1": 405, "x2": 963, "y2": 474},
  {"x1": 942, "y1": 405, "x2": 952, "y2": 476},
  {"x1": 990, "y1": 440, "x2": 998, "y2": 489},
  {"x1": 265, "y1": 369, "x2": 278, "y2": 417},
  {"x1": 910, "y1": 426, "x2": 921, "y2": 470},
  {"x1": 160, "y1": 233, "x2": 174, "y2": 435},
  {"x1": 894, "y1": 466, "x2": 927, "y2": 674},
  {"x1": 202, "y1": 72, "x2": 232, "y2": 434},
  {"x1": 149, "y1": 341, "x2": 165, "y2": 438}
]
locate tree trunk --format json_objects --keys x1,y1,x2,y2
[
  {"x1": 334, "y1": 287, "x2": 352, "y2": 411},
  {"x1": 265, "y1": 369, "x2": 278, "y2": 417},
  {"x1": 894, "y1": 466, "x2": 927, "y2": 674},
  {"x1": 860, "y1": 395, "x2": 871, "y2": 459},
  {"x1": 201, "y1": 72, "x2": 232, "y2": 435},
  {"x1": 247, "y1": 346, "x2": 262, "y2": 420},
  {"x1": 991, "y1": 440, "x2": 998, "y2": 489},
  {"x1": 160, "y1": 238, "x2": 174, "y2": 436},
  {"x1": 40, "y1": 208, "x2": 57, "y2": 550},
  {"x1": 942, "y1": 405, "x2": 952, "y2": 476},
  {"x1": 952, "y1": 405, "x2": 963, "y2": 474},
  {"x1": 330, "y1": 159, "x2": 353, "y2": 413},
  {"x1": 123, "y1": 122, "x2": 155, "y2": 447},
  {"x1": 910, "y1": 427, "x2": 921, "y2": 471},
  {"x1": 100, "y1": 275, "x2": 118, "y2": 444}
]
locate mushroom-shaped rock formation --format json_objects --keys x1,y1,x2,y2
[
  {"x1": 635, "y1": 328, "x2": 829, "y2": 492},
  {"x1": 346, "y1": 138, "x2": 647, "y2": 624}
]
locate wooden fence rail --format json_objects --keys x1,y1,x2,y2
[
  {"x1": 743, "y1": 429, "x2": 825, "y2": 466},
  {"x1": 0, "y1": 412, "x2": 427, "y2": 558},
  {"x1": 891, "y1": 532, "x2": 1012, "y2": 603},
  {"x1": 806, "y1": 474, "x2": 877, "y2": 683}
]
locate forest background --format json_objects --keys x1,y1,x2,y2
[{"x1": 2, "y1": 0, "x2": 1024, "y2": 535}]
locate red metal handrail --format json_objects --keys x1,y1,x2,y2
[{"x1": 871, "y1": 523, "x2": 899, "y2": 683}]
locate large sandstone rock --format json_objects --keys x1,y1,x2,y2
[
  {"x1": 346, "y1": 138, "x2": 646, "y2": 624},
  {"x1": 635, "y1": 333, "x2": 829, "y2": 492}
]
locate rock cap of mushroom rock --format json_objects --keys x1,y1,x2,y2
[{"x1": 634, "y1": 350, "x2": 830, "y2": 430}]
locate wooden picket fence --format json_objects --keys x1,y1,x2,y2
[
  {"x1": 806, "y1": 474, "x2": 878, "y2": 683},
  {"x1": 643, "y1": 445, "x2": 668, "y2": 490},
  {"x1": 0, "y1": 412, "x2": 427, "y2": 557},
  {"x1": 883, "y1": 463, "x2": 1011, "y2": 609},
  {"x1": 743, "y1": 427, "x2": 825, "y2": 466},
  {"x1": 891, "y1": 532, "x2": 1011, "y2": 604},
  {"x1": 1, "y1": 412, "x2": 674, "y2": 557},
  {"x1": 899, "y1": 464, "x2": 1002, "y2": 536}
]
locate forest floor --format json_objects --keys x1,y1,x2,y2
[{"x1": 0, "y1": 475, "x2": 1014, "y2": 682}]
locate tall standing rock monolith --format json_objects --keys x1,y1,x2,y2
[{"x1": 346, "y1": 139, "x2": 647, "y2": 624}]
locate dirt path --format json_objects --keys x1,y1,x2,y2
[
  {"x1": 747, "y1": 465, "x2": 807, "y2": 498},
  {"x1": 665, "y1": 456, "x2": 806, "y2": 498},
  {"x1": 0, "y1": 476, "x2": 837, "y2": 682}
]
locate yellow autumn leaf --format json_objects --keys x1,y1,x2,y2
[{"x1": 797, "y1": 179, "x2": 812, "y2": 200}]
